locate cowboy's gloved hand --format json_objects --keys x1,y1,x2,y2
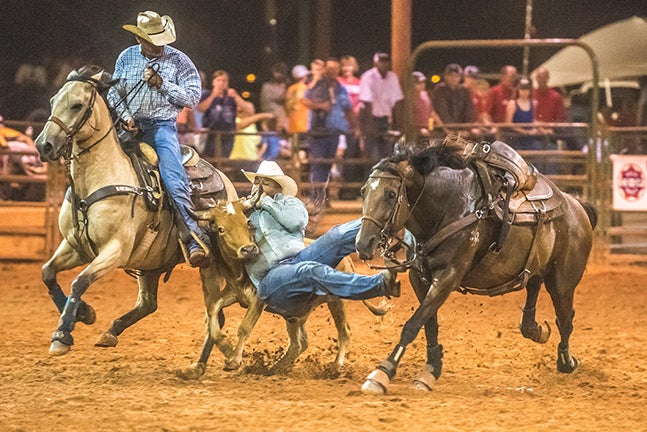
[
  {"x1": 143, "y1": 66, "x2": 163, "y2": 89},
  {"x1": 123, "y1": 118, "x2": 138, "y2": 133}
]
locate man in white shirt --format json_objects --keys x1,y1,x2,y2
[{"x1": 358, "y1": 52, "x2": 403, "y2": 161}]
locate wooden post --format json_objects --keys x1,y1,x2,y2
[
  {"x1": 313, "y1": 0, "x2": 332, "y2": 59},
  {"x1": 45, "y1": 160, "x2": 66, "y2": 256},
  {"x1": 391, "y1": 0, "x2": 411, "y2": 132}
]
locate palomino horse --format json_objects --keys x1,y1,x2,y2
[
  {"x1": 355, "y1": 139, "x2": 597, "y2": 394},
  {"x1": 35, "y1": 66, "x2": 237, "y2": 356},
  {"x1": 177, "y1": 200, "x2": 389, "y2": 378}
]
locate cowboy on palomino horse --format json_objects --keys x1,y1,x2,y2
[
  {"x1": 34, "y1": 11, "x2": 242, "y2": 357},
  {"x1": 107, "y1": 10, "x2": 210, "y2": 267}
]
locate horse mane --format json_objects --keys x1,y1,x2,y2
[
  {"x1": 402, "y1": 137, "x2": 468, "y2": 176},
  {"x1": 67, "y1": 65, "x2": 116, "y2": 93}
]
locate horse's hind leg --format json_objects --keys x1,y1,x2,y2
[
  {"x1": 95, "y1": 270, "x2": 162, "y2": 348},
  {"x1": 326, "y1": 298, "x2": 351, "y2": 371},
  {"x1": 519, "y1": 276, "x2": 551, "y2": 344},
  {"x1": 545, "y1": 272, "x2": 579, "y2": 373},
  {"x1": 42, "y1": 239, "x2": 95, "y2": 325}
]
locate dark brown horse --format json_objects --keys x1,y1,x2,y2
[{"x1": 355, "y1": 139, "x2": 597, "y2": 394}]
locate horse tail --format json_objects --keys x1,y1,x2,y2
[{"x1": 577, "y1": 199, "x2": 598, "y2": 229}]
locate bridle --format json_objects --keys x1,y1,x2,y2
[
  {"x1": 361, "y1": 167, "x2": 425, "y2": 270},
  {"x1": 46, "y1": 77, "x2": 113, "y2": 161}
]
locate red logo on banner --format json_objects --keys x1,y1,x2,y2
[{"x1": 618, "y1": 163, "x2": 646, "y2": 201}]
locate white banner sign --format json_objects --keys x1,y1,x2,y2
[{"x1": 610, "y1": 155, "x2": 647, "y2": 211}]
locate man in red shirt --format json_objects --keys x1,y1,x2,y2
[
  {"x1": 534, "y1": 67, "x2": 566, "y2": 122},
  {"x1": 484, "y1": 65, "x2": 517, "y2": 124}
]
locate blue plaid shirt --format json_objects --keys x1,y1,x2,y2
[{"x1": 108, "y1": 45, "x2": 201, "y2": 123}]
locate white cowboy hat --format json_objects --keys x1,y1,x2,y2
[
  {"x1": 243, "y1": 160, "x2": 298, "y2": 197},
  {"x1": 123, "y1": 11, "x2": 176, "y2": 47}
]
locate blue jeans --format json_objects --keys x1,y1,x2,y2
[
  {"x1": 136, "y1": 119, "x2": 201, "y2": 245},
  {"x1": 258, "y1": 219, "x2": 387, "y2": 317},
  {"x1": 308, "y1": 132, "x2": 338, "y2": 202}
]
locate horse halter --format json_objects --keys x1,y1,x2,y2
[
  {"x1": 361, "y1": 169, "x2": 419, "y2": 270},
  {"x1": 46, "y1": 78, "x2": 110, "y2": 160}
]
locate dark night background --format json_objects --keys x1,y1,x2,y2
[{"x1": 1, "y1": 0, "x2": 646, "y2": 119}]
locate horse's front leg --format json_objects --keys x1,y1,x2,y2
[
  {"x1": 50, "y1": 240, "x2": 125, "y2": 356},
  {"x1": 401, "y1": 268, "x2": 443, "y2": 392},
  {"x1": 95, "y1": 270, "x2": 163, "y2": 348},
  {"x1": 361, "y1": 269, "x2": 457, "y2": 395},
  {"x1": 42, "y1": 239, "x2": 96, "y2": 325}
]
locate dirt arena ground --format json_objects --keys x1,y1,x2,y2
[{"x1": 1, "y1": 253, "x2": 645, "y2": 432}]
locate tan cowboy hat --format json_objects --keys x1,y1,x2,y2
[
  {"x1": 123, "y1": 11, "x2": 176, "y2": 47},
  {"x1": 243, "y1": 160, "x2": 298, "y2": 197}
]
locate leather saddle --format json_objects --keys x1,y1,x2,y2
[
  {"x1": 493, "y1": 174, "x2": 566, "y2": 225},
  {"x1": 130, "y1": 143, "x2": 226, "y2": 211}
]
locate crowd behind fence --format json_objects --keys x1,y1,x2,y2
[{"x1": 3, "y1": 119, "x2": 647, "y2": 255}]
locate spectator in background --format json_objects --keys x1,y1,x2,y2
[
  {"x1": 358, "y1": 52, "x2": 403, "y2": 161},
  {"x1": 193, "y1": 70, "x2": 208, "y2": 129},
  {"x1": 0, "y1": 115, "x2": 34, "y2": 148},
  {"x1": 338, "y1": 56, "x2": 361, "y2": 111},
  {"x1": 534, "y1": 67, "x2": 566, "y2": 123},
  {"x1": 505, "y1": 76, "x2": 544, "y2": 151},
  {"x1": 8, "y1": 63, "x2": 49, "y2": 120},
  {"x1": 485, "y1": 65, "x2": 518, "y2": 125},
  {"x1": 463, "y1": 65, "x2": 487, "y2": 124},
  {"x1": 411, "y1": 71, "x2": 433, "y2": 136},
  {"x1": 431, "y1": 63, "x2": 476, "y2": 136},
  {"x1": 303, "y1": 57, "x2": 353, "y2": 204},
  {"x1": 258, "y1": 116, "x2": 289, "y2": 161},
  {"x1": 337, "y1": 55, "x2": 363, "y2": 200},
  {"x1": 230, "y1": 101, "x2": 274, "y2": 163},
  {"x1": 260, "y1": 62, "x2": 289, "y2": 133},
  {"x1": 533, "y1": 67, "x2": 578, "y2": 158},
  {"x1": 285, "y1": 65, "x2": 310, "y2": 136},
  {"x1": 176, "y1": 107, "x2": 199, "y2": 149},
  {"x1": 197, "y1": 70, "x2": 238, "y2": 158}
]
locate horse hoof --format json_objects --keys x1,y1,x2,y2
[
  {"x1": 77, "y1": 302, "x2": 96, "y2": 326},
  {"x1": 557, "y1": 355, "x2": 579, "y2": 374},
  {"x1": 536, "y1": 320, "x2": 551, "y2": 344},
  {"x1": 413, "y1": 368, "x2": 437, "y2": 392},
  {"x1": 361, "y1": 379, "x2": 387, "y2": 395},
  {"x1": 361, "y1": 369, "x2": 390, "y2": 395},
  {"x1": 223, "y1": 359, "x2": 241, "y2": 371},
  {"x1": 95, "y1": 332, "x2": 118, "y2": 347},
  {"x1": 175, "y1": 363, "x2": 206, "y2": 380},
  {"x1": 49, "y1": 340, "x2": 71, "y2": 356}
]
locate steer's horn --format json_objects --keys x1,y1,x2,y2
[{"x1": 187, "y1": 207, "x2": 212, "y2": 222}]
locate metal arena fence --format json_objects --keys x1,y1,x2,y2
[{"x1": 2, "y1": 121, "x2": 646, "y2": 260}]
